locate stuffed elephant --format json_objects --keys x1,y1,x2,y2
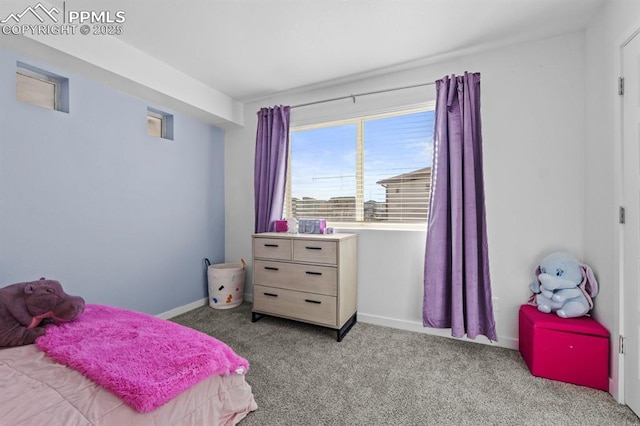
[
  {"x1": 529, "y1": 252, "x2": 598, "y2": 318},
  {"x1": 0, "y1": 278, "x2": 85, "y2": 347}
]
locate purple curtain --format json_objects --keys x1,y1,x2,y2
[
  {"x1": 422, "y1": 73, "x2": 497, "y2": 341},
  {"x1": 254, "y1": 105, "x2": 290, "y2": 233}
]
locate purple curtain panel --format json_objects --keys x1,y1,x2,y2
[
  {"x1": 423, "y1": 73, "x2": 497, "y2": 341},
  {"x1": 254, "y1": 105, "x2": 290, "y2": 233}
]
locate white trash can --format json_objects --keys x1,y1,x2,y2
[{"x1": 205, "y1": 258, "x2": 246, "y2": 309}]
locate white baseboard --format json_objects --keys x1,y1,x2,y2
[
  {"x1": 156, "y1": 294, "x2": 253, "y2": 319},
  {"x1": 157, "y1": 298, "x2": 208, "y2": 319},
  {"x1": 358, "y1": 312, "x2": 518, "y2": 350},
  {"x1": 156, "y1": 299, "x2": 518, "y2": 350}
]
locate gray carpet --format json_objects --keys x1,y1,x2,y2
[{"x1": 171, "y1": 303, "x2": 640, "y2": 426}]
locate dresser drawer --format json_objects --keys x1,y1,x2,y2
[
  {"x1": 253, "y1": 285, "x2": 337, "y2": 327},
  {"x1": 254, "y1": 260, "x2": 337, "y2": 296},
  {"x1": 254, "y1": 238, "x2": 291, "y2": 260},
  {"x1": 293, "y1": 240, "x2": 337, "y2": 265}
]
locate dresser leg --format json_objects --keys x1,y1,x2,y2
[
  {"x1": 337, "y1": 312, "x2": 357, "y2": 342},
  {"x1": 252, "y1": 312, "x2": 265, "y2": 323}
]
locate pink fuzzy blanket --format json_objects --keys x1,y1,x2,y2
[{"x1": 36, "y1": 304, "x2": 249, "y2": 412}]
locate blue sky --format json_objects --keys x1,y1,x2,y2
[{"x1": 290, "y1": 110, "x2": 434, "y2": 202}]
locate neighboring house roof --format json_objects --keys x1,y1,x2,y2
[{"x1": 376, "y1": 167, "x2": 431, "y2": 186}]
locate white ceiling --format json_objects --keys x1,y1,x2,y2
[{"x1": 112, "y1": 0, "x2": 604, "y2": 102}]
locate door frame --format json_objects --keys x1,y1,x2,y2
[{"x1": 615, "y1": 21, "x2": 640, "y2": 405}]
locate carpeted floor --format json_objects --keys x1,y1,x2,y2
[{"x1": 171, "y1": 303, "x2": 640, "y2": 426}]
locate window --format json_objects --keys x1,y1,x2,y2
[
  {"x1": 16, "y1": 62, "x2": 69, "y2": 112},
  {"x1": 286, "y1": 108, "x2": 435, "y2": 225},
  {"x1": 147, "y1": 107, "x2": 174, "y2": 140}
]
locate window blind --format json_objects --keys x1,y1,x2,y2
[
  {"x1": 16, "y1": 72, "x2": 56, "y2": 110},
  {"x1": 288, "y1": 108, "x2": 434, "y2": 224}
]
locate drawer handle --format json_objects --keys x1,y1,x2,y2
[
  {"x1": 264, "y1": 292, "x2": 278, "y2": 297},
  {"x1": 306, "y1": 271, "x2": 322, "y2": 276},
  {"x1": 305, "y1": 299, "x2": 321, "y2": 304},
  {"x1": 305, "y1": 246, "x2": 322, "y2": 250},
  {"x1": 264, "y1": 244, "x2": 279, "y2": 247},
  {"x1": 264, "y1": 266, "x2": 279, "y2": 271}
]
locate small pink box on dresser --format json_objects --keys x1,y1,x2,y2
[
  {"x1": 274, "y1": 220, "x2": 288, "y2": 232},
  {"x1": 518, "y1": 304, "x2": 609, "y2": 391}
]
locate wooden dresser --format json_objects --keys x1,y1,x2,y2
[{"x1": 251, "y1": 232, "x2": 357, "y2": 341}]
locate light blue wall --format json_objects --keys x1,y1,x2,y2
[{"x1": 0, "y1": 45, "x2": 225, "y2": 315}]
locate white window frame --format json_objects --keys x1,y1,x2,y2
[
  {"x1": 286, "y1": 106, "x2": 434, "y2": 231},
  {"x1": 147, "y1": 107, "x2": 174, "y2": 140},
  {"x1": 16, "y1": 63, "x2": 67, "y2": 112}
]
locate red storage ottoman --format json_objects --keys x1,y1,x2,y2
[{"x1": 518, "y1": 304, "x2": 609, "y2": 391}]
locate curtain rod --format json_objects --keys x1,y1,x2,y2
[{"x1": 290, "y1": 81, "x2": 435, "y2": 109}]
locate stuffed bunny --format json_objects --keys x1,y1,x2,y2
[{"x1": 529, "y1": 252, "x2": 598, "y2": 318}]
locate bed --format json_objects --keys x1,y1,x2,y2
[{"x1": 0, "y1": 305, "x2": 257, "y2": 425}]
